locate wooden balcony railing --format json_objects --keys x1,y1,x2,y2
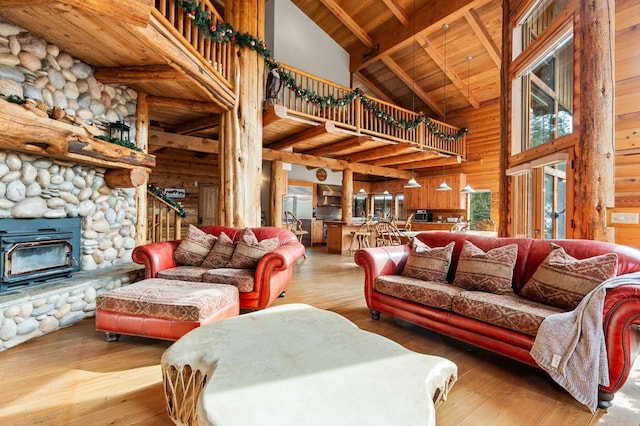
[
  {"x1": 147, "y1": 190, "x2": 183, "y2": 243},
  {"x1": 154, "y1": 0, "x2": 231, "y2": 85},
  {"x1": 153, "y1": 2, "x2": 464, "y2": 158},
  {"x1": 278, "y1": 63, "x2": 466, "y2": 157}
]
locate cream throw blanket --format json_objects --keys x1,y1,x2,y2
[{"x1": 530, "y1": 272, "x2": 640, "y2": 413}]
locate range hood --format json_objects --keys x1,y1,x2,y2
[{"x1": 317, "y1": 184, "x2": 342, "y2": 207}]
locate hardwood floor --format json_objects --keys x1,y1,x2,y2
[{"x1": 0, "y1": 246, "x2": 638, "y2": 425}]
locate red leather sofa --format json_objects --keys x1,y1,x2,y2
[
  {"x1": 354, "y1": 232, "x2": 640, "y2": 409},
  {"x1": 132, "y1": 226, "x2": 306, "y2": 311}
]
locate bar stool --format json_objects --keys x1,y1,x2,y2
[
  {"x1": 284, "y1": 210, "x2": 309, "y2": 259},
  {"x1": 349, "y1": 218, "x2": 373, "y2": 254}
]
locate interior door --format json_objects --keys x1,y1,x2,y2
[{"x1": 199, "y1": 184, "x2": 218, "y2": 226}]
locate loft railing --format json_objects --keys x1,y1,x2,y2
[
  {"x1": 152, "y1": 1, "x2": 464, "y2": 157},
  {"x1": 277, "y1": 63, "x2": 466, "y2": 157},
  {"x1": 147, "y1": 191, "x2": 183, "y2": 243},
  {"x1": 154, "y1": 0, "x2": 231, "y2": 85}
]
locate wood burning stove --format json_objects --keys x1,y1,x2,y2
[{"x1": 0, "y1": 218, "x2": 81, "y2": 292}]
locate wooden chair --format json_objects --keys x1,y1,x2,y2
[
  {"x1": 284, "y1": 211, "x2": 309, "y2": 258},
  {"x1": 397, "y1": 213, "x2": 414, "y2": 232},
  {"x1": 349, "y1": 217, "x2": 374, "y2": 254},
  {"x1": 475, "y1": 219, "x2": 497, "y2": 231},
  {"x1": 450, "y1": 222, "x2": 469, "y2": 233},
  {"x1": 375, "y1": 220, "x2": 404, "y2": 247}
]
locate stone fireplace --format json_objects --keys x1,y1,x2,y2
[
  {"x1": 0, "y1": 217, "x2": 81, "y2": 292},
  {"x1": 0, "y1": 19, "x2": 151, "y2": 350}
]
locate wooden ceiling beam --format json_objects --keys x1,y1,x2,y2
[
  {"x1": 351, "y1": 0, "x2": 493, "y2": 72},
  {"x1": 381, "y1": 55, "x2": 444, "y2": 116},
  {"x1": 397, "y1": 155, "x2": 459, "y2": 170},
  {"x1": 352, "y1": 72, "x2": 393, "y2": 102},
  {"x1": 366, "y1": 150, "x2": 440, "y2": 166},
  {"x1": 382, "y1": 0, "x2": 409, "y2": 26},
  {"x1": 94, "y1": 65, "x2": 187, "y2": 84},
  {"x1": 417, "y1": 35, "x2": 480, "y2": 109},
  {"x1": 263, "y1": 148, "x2": 413, "y2": 179},
  {"x1": 266, "y1": 121, "x2": 337, "y2": 151},
  {"x1": 464, "y1": 9, "x2": 501, "y2": 68},
  {"x1": 263, "y1": 104, "x2": 288, "y2": 126},
  {"x1": 318, "y1": 0, "x2": 373, "y2": 47},
  {"x1": 149, "y1": 130, "x2": 219, "y2": 153},
  {"x1": 146, "y1": 95, "x2": 224, "y2": 113},
  {"x1": 340, "y1": 143, "x2": 415, "y2": 163},
  {"x1": 303, "y1": 135, "x2": 373, "y2": 156},
  {"x1": 171, "y1": 115, "x2": 220, "y2": 135}
]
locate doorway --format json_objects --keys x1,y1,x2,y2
[
  {"x1": 511, "y1": 158, "x2": 568, "y2": 239},
  {"x1": 199, "y1": 184, "x2": 219, "y2": 226}
]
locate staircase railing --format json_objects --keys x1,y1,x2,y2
[{"x1": 147, "y1": 190, "x2": 183, "y2": 243}]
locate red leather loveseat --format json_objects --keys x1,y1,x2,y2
[
  {"x1": 354, "y1": 232, "x2": 640, "y2": 409},
  {"x1": 132, "y1": 226, "x2": 305, "y2": 311}
]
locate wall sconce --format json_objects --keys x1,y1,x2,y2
[{"x1": 108, "y1": 121, "x2": 130, "y2": 141}]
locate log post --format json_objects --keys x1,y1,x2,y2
[
  {"x1": 105, "y1": 167, "x2": 148, "y2": 188},
  {"x1": 135, "y1": 93, "x2": 149, "y2": 246},
  {"x1": 342, "y1": 168, "x2": 353, "y2": 223},
  {"x1": 575, "y1": 0, "x2": 615, "y2": 240},
  {"x1": 270, "y1": 160, "x2": 287, "y2": 226},
  {"x1": 498, "y1": 0, "x2": 511, "y2": 237},
  {"x1": 219, "y1": 0, "x2": 265, "y2": 228}
]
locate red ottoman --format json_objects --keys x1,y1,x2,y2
[{"x1": 95, "y1": 278, "x2": 239, "y2": 341}]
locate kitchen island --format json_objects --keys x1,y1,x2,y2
[{"x1": 325, "y1": 221, "x2": 372, "y2": 255}]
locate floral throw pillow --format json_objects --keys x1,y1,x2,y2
[
  {"x1": 173, "y1": 225, "x2": 217, "y2": 266},
  {"x1": 201, "y1": 232, "x2": 236, "y2": 269},
  {"x1": 452, "y1": 241, "x2": 518, "y2": 294},
  {"x1": 227, "y1": 228, "x2": 279, "y2": 269},
  {"x1": 401, "y1": 238, "x2": 455, "y2": 282},
  {"x1": 519, "y1": 243, "x2": 618, "y2": 310}
]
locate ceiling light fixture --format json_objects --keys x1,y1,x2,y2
[
  {"x1": 436, "y1": 23, "x2": 451, "y2": 192},
  {"x1": 405, "y1": 0, "x2": 422, "y2": 189},
  {"x1": 461, "y1": 55, "x2": 475, "y2": 194}
]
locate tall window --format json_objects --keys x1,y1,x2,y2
[
  {"x1": 469, "y1": 191, "x2": 492, "y2": 230},
  {"x1": 372, "y1": 194, "x2": 393, "y2": 220},
  {"x1": 522, "y1": 36, "x2": 573, "y2": 149}
]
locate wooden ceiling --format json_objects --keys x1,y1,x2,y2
[
  {"x1": 291, "y1": 0, "x2": 502, "y2": 118},
  {"x1": 0, "y1": 0, "x2": 503, "y2": 180}
]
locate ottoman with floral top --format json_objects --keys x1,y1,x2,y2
[{"x1": 95, "y1": 278, "x2": 239, "y2": 341}]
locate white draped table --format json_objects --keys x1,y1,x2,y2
[{"x1": 161, "y1": 303, "x2": 457, "y2": 426}]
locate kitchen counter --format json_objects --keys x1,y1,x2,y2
[{"x1": 325, "y1": 222, "x2": 371, "y2": 255}]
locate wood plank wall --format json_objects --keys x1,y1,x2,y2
[
  {"x1": 446, "y1": 100, "x2": 502, "y2": 224},
  {"x1": 614, "y1": 0, "x2": 640, "y2": 207},
  {"x1": 148, "y1": 148, "x2": 219, "y2": 234}
]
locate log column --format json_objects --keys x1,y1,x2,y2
[
  {"x1": 135, "y1": 93, "x2": 149, "y2": 245},
  {"x1": 342, "y1": 168, "x2": 353, "y2": 223},
  {"x1": 575, "y1": 0, "x2": 615, "y2": 240},
  {"x1": 219, "y1": 0, "x2": 265, "y2": 227},
  {"x1": 270, "y1": 160, "x2": 287, "y2": 226}
]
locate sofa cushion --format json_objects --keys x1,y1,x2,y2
[
  {"x1": 201, "y1": 232, "x2": 236, "y2": 269},
  {"x1": 374, "y1": 274, "x2": 464, "y2": 310},
  {"x1": 158, "y1": 266, "x2": 208, "y2": 282},
  {"x1": 451, "y1": 291, "x2": 564, "y2": 336},
  {"x1": 519, "y1": 243, "x2": 618, "y2": 310},
  {"x1": 452, "y1": 241, "x2": 518, "y2": 295},
  {"x1": 202, "y1": 268, "x2": 255, "y2": 292},
  {"x1": 173, "y1": 225, "x2": 217, "y2": 266},
  {"x1": 227, "y1": 228, "x2": 280, "y2": 269},
  {"x1": 402, "y1": 239, "x2": 455, "y2": 282}
]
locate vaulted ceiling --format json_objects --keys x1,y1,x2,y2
[{"x1": 291, "y1": 0, "x2": 502, "y2": 120}]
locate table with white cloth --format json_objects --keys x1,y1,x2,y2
[{"x1": 161, "y1": 303, "x2": 457, "y2": 426}]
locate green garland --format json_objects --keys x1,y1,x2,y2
[
  {"x1": 148, "y1": 183, "x2": 188, "y2": 218},
  {"x1": 95, "y1": 135, "x2": 143, "y2": 152},
  {"x1": 178, "y1": 0, "x2": 468, "y2": 141}
]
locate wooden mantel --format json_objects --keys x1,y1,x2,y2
[{"x1": 0, "y1": 99, "x2": 154, "y2": 186}]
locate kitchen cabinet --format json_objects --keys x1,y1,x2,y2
[
  {"x1": 404, "y1": 174, "x2": 467, "y2": 210},
  {"x1": 311, "y1": 220, "x2": 324, "y2": 245}
]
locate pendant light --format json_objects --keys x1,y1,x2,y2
[
  {"x1": 461, "y1": 55, "x2": 475, "y2": 194},
  {"x1": 404, "y1": 0, "x2": 422, "y2": 189},
  {"x1": 436, "y1": 23, "x2": 451, "y2": 192}
]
